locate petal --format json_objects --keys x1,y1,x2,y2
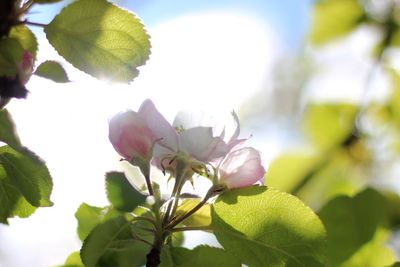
[
  {"x1": 179, "y1": 127, "x2": 228, "y2": 162},
  {"x1": 139, "y1": 99, "x2": 178, "y2": 152},
  {"x1": 109, "y1": 110, "x2": 154, "y2": 159},
  {"x1": 219, "y1": 147, "x2": 265, "y2": 188}
]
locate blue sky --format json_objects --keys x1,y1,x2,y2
[{"x1": 30, "y1": 0, "x2": 314, "y2": 49}]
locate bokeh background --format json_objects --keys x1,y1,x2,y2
[{"x1": 2, "y1": 0, "x2": 400, "y2": 266}]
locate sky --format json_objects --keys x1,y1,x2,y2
[{"x1": 0, "y1": 1, "x2": 313, "y2": 266}]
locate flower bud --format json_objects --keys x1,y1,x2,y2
[
  {"x1": 218, "y1": 147, "x2": 265, "y2": 189},
  {"x1": 109, "y1": 110, "x2": 156, "y2": 160}
]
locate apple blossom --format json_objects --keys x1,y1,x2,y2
[
  {"x1": 109, "y1": 99, "x2": 176, "y2": 161},
  {"x1": 218, "y1": 147, "x2": 265, "y2": 188}
]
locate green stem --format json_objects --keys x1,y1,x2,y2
[
  {"x1": 23, "y1": 20, "x2": 47, "y2": 27},
  {"x1": 139, "y1": 160, "x2": 154, "y2": 196},
  {"x1": 172, "y1": 225, "x2": 213, "y2": 232},
  {"x1": 162, "y1": 158, "x2": 187, "y2": 225},
  {"x1": 166, "y1": 188, "x2": 214, "y2": 230}
]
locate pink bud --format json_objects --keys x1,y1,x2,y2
[
  {"x1": 109, "y1": 99, "x2": 177, "y2": 161},
  {"x1": 219, "y1": 147, "x2": 265, "y2": 189},
  {"x1": 18, "y1": 51, "x2": 34, "y2": 85},
  {"x1": 109, "y1": 110, "x2": 155, "y2": 160}
]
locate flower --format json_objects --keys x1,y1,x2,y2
[
  {"x1": 153, "y1": 110, "x2": 244, "y2": 171},
  {"x1": 218, "y1": 147, "x2": 265, "y2": 188},
  {"x1": 109, "y1": 99, "x2": 176, "y2": 161}
]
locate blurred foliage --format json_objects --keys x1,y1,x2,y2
[{"x1": 261, "y1": 0, "x2": 400, "y2": 265}]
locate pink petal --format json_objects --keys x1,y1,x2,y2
[
  {"x1": 139, "y1": 99, "x2": 178, "y2": 152},
  {"x1": 219, "y1": 147, "x2": 265, "y2": 188}
]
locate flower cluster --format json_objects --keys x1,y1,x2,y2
[{"x1": 109, "y1": 99, "x2": 265, "y2": 191}]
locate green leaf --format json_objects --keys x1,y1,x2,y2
[
  {"x1": 265, "y1": 151, "x2": 321, "y2": 192},
  {"x1": 318, "y1": 188, "x2": 385, "y2": 266},
  {"x1": 0, "y1": 162, "x2": 36, "y2": 224},
  {"x1": 58, "y1": 251, "x2": 84, "y2": 267},
  {"x1": 34, "y1": 60, "x2": 70, "y2": 83},
  {"x1": 302, "y1": 103, "x2": 358, "y2": 150},
  {"x1": 0, "y1": 109, "x2": 21, "y2": 149},
  {"x1": 341, "y1": 228, "x2": 395, "y2": 267},
  {"x1": 81, "y1": 216, "x2": 151, "y2": 267},
  {"x1": 9, "y1": 25, "x2": 38, "y2": 59},
  {"x1": 390, "y1": 263, "x2": 400, "y2": 267},
  {"x1": 310, "y1": 0, "x2": 364, "y2": 45},
  {"x1": 0, "y1": 38, "x2": 23, "y2": 76},
  {"x1": 106, "y1": 171, "x2": 146, "y2": 212},
  {"x1": 75, "y1": 203, "x2": 119, "y2": 241},
  {"x1": 175, "y1": 199, "x2": 211, "y2": 227},
  {"x1": 0, "y1": 146, "x2": 53, "y2": 207},
  {"x1": 44, "y1": 0, "x2": 151, "y2": 82},
  {"x1": 211, "y1": 186, "x2": 327, "y2": 267},
  {"x1": 159, "y1": 246, "x2": 241, "y2": 267}
]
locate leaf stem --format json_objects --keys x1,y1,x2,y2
[
  {"x1": 23, "y1": 20, "x2": 47, "y2": 28},
  {"x1": 171, "y1": 225, "x2": 213, "y2": 232}
]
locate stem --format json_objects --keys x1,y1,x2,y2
[
  {"x1": 162, "y1": 158, "x2": 187, "y2": 225},
  {"x1": 166, "y1": 189, "x2": 213, "y2": 230},
  {"x1": 172, "y1": 225, "x2": 213, "y2": 232},
  {"x1": 139, "y1": 160, "x2": 154, "y2": 196},
  {"x1": 23, "y1": 20, "x2": 47, "y2": 28}
]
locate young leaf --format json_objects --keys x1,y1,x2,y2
[
  {"x1": 175, "y1": 199, "x2": 211, "y2": 227},
  {"x1": 159, "y1": 246, "x2": 241, "y2": 267},
  {"x1": 0, "y1": 109, "x2": 21, "y2": 149},
  {"x1": 9, "y1": 25, "x2": 38, "y2": 59},
  {"x1": 44, "y1": 0, "x2": 151, "y2": 83},
  {"x1": 81, "y1": 216, "x2": 151, "y2": 267},
  {"x1": 211, "y1": 186, "x2": 327, "y2": 267},
  {"x1": 105, "y1": 171, "x2": 146, "y2": 212},
  {"x1": 310, "y1": 0, "x2": 364, "y2": 45},
  {"x1": 0, "y1": 163, "x2": 36, "y2": 224},
  {"x1": 318, "y1": 188, "x2": 386, "y2": 266},
  {"x1": 34, "y1": 60, "x2": 70, "y2": 83},
  {"x1": 0, "y1": 146, "x2": 53, "y2": 207},
  {"x1": 0, "y1": 38, "x2": 23, "y2": 76},
  {"x1": 75, "y1": 203, "x2": 119, "y2": 241}
]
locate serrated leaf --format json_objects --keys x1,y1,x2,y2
[
  {"x1": 0, "y1": 38, "x2": 23, "y2": 77},
  {"x1": 0, "y1": 163, "x2": 36, "y2": 224},
  {"x1": 310, "y1": 0, "x2": 364, "y2": 45},
  {"x1": 9, "y1": 25, "x2": 38, "y2": 59},
  {"x1": 302, "y1": 103, "x2": 358, "y2": 150},
  {"x1": 0, "y1": 146, "x2": 52, "y2": 207},
  {"x1": 175, "y1": 199, "x2": 211, "y2": 227},
  {"x1": 0, "y1": 109, "x2": 21, "y2": 149},
  {"x1": 34, "y1": 60, "x2": 70, "y2": 83},
  {"x1": 75, "y1": 203, "x2": 119, "y2": 241},
  {"x1": 106, "y1": 171, "x2": 146, "y2": 212},
  {"x1": 44, "y1": 0, "x2": 151, "y2": 82},
  {"x1": 211, "y1": 186, "x2": 327, "y2": 267},
  {"x1": 318, "y1": 188, "x2": 385, "y2": 266},
  {"x1": 81, "y1": 216, "x2": 151, "y2": 267},
  {"x1": 159, "y1": 246, "x2": 241, "y2": 267}
]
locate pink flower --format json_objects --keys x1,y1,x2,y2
[
  {"x1": 109, "y1": 99, "x2": 177, "y2": 161},
  {"x1": 218, "y1": 147, "x2": 265, "y2": 188}
]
